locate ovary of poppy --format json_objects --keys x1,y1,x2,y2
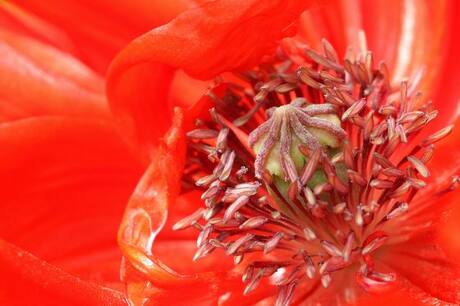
[{"x1": 107, "y1": 0, "x2": 460, "y2": 305}]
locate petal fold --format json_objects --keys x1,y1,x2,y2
[
  {"x1": 9, "y1": 0, "x2": 195, "y2": 73},
  {"x1": 106, "y1": 0, "x2": 317, "y2": 148},
  {"x1": 117, "y1": 108, "x2": 187, "y2": 287},
  {"x1": 117, "y1": 109, "x2": 245, "y2": 304}
]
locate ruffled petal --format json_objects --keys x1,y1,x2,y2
[
  {"x1": 0, "y1": 29, "x2": 108, "y2": 122},
  {"x1": 109, "y1": 0, "x2": 318, "y2": 78},
  {"x1": 117, "y1": 109, "x2": 247, "y2": 305},
  {"x1": 117, "y1": 108, "x2": 188, "y2": 288},
  {"x1": 0, "y1": 116, "x2": 143, "y2": 283},
  {"x1": 9, "y1": 0, "x2": 196, "y2": 73},
  {"x1": 106, "y1": 0, "x2": 317, "y2": 148},
  {"x1": 0, "y1": 238, "x2": 126, "y2": 306}
]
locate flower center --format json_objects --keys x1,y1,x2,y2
[{"x1": 174, "y1": 39, "x2": 457, "y2": 305}]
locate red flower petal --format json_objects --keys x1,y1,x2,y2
[
  {"x1": 427, "y1": 116, "x2": 460, "y2": 179},
  {"x1": 361, "y1": 0, "x2": 421, "y2": 78},
  {"x1": 117, "y1": 110, "x2": 248, "y2": 304},
  {"x1": 438, "y1": 203, "x2": 460, "y2": 263},
  {"x1": 297, "y1": 0, "x2": 458, "y2": 122},
  {"x1": 355, "y1": 242, "x2": 460, "y2": 305},
  {"x1": 168, "y1": 70, "x2": 210, "y2": 110},
  {"x1": 117, "y1": 108, "x2": 187, "y2": 287},
  {"x1": 0, "y1": 2, "x2": 75, "y2": 55},
  {"x1": 0, "y1": 29, "x2": 108, "y2": 122},
  {"x1": 106, "y1": 0, "x2": 317, "y2": 148},
  {"x1": 354, "y1": 278, "x2": 442, "y2": 306},
  {"x1": 383, "y1": 242, "x2": 460, "y2": 304},
  {"x1": 110, "y1": 0, "x2": 318, "y2": 78},
  {"x1": 0, "y1": 116, "x2": 143, "y2": 283},
  {"x1": 429, "y1": 0, "x2": 460, "y2": 124},
  {"x1": 361, "y1": 0, "x2": 459, "y2": 120},
  {"x1": 152, "y1": 240, "x2": 234, "y2": 274},
  {"x1": 0, "y1": 238, "x2": 126, "y2": 306},
  {"x1": 147, "y1": 190, "x2": 235, "y2": 275},
  {"x1": 9, "y1": 0, "x2": 195, "y2": 73}
]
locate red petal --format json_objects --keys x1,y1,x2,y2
[
  {"x1": 354, "y1": 280, "x2": 439, "y2": 306},
  {"x1": 152, "y1": 240, "x2": 234, "y2": 274},
  {"x1": 150, "y1": 190, "x2": 234, "y2": 274},
  {"x1": 362, "y1": 0, "x2": 458, "y2": 119},
  {"x1": 382, "y1": 243, "x2": 460, "y2": 304},
  {"x1": 107, "y1": 62, "x2": 175, "y2": 152},
  {"x1": 427, "y1": 116, "x2": 460, "y2": 179},
  {"x1": 0, "y1": 116, "x2": 143, "y2": 282},
  {"x1": 430, "y1": 115, "x2": 460, "y2": 259},
  {"x1": 106, "y1": 0, "x2": 317, "y2": 148},
  {"x1": 0, "y1": 29, "x2": 108, "y2": 122},
  {"x1": 438, "y1": 203, "x2": 460, "y2": 263},
  {"x1": 429, "y1": 0, "x2": 460, "y2": 124},
  {"x1": 9, "y1": 0, "x2": 195, "y2": 73},
  {"x1": 0, "y1": 2, "x2": 75, "y2": 55},
  {"x1": 109, "y1": 0, "x2": 318, "y2": 78},
  {"x1": 117, "y1": 108, "x2": 188, "y2": 287},
  {"x1": 355, "y1": 243, "x2": 460, "y2": 305},
  {"x1": 295, "y1": 0, "x2": 358, "y2": 57},
  {"x1": 364, "y1": 0, "x2": 448, "y2": 78},
  {"x1": 118, "y1": 110, "x2": 245, "y2": 305},
  {"x1": 297, "y1": 0, "x2": 458, "y2": 123},
  {"x1": 168, "y1": 70, "x2": 210, "y2": 110},
  {"x1": 0, "y1": 238, "x2": 126, "y2": 306}
]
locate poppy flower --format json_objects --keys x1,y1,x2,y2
[{"x1": 1, "y1": 1, "x2": 460, "y2": 306}]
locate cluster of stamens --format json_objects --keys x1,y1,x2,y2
[{"x1": 173, "y1": 39, "x2": 456, "y2": 305}]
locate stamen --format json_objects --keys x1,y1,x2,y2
[
  {"x1": 186, "y1": 129, "x2": 219, "y2": 139},
  {"x1": 321, "y1": 240, "x2": 343, "y2": 257},
  {"x1": 176, "y1": 37, "x2": 458, "y2": 305},
  {"x1": 223, "y1": 195, "x2": 249, "y2": 222},
  {"x1": 407, "y1": 155, "x2": 429, "y2": 178},
  {"x1": 303, "y1": 227, "x2": 317, "y2": 241},
  {"x1": 172, "y1": 208, "x2": 204, "y2": 230}
]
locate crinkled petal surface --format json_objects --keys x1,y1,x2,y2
[
  {"x1": 106, "y1": 0, "x2": 318, "y2": 149},
  {"x1": 8, "y1": 0, "x2": 197, "y2": 73}
]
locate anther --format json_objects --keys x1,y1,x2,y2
[{"x1": 178, "y1": 37, "x2": 456, "y2": 305}]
